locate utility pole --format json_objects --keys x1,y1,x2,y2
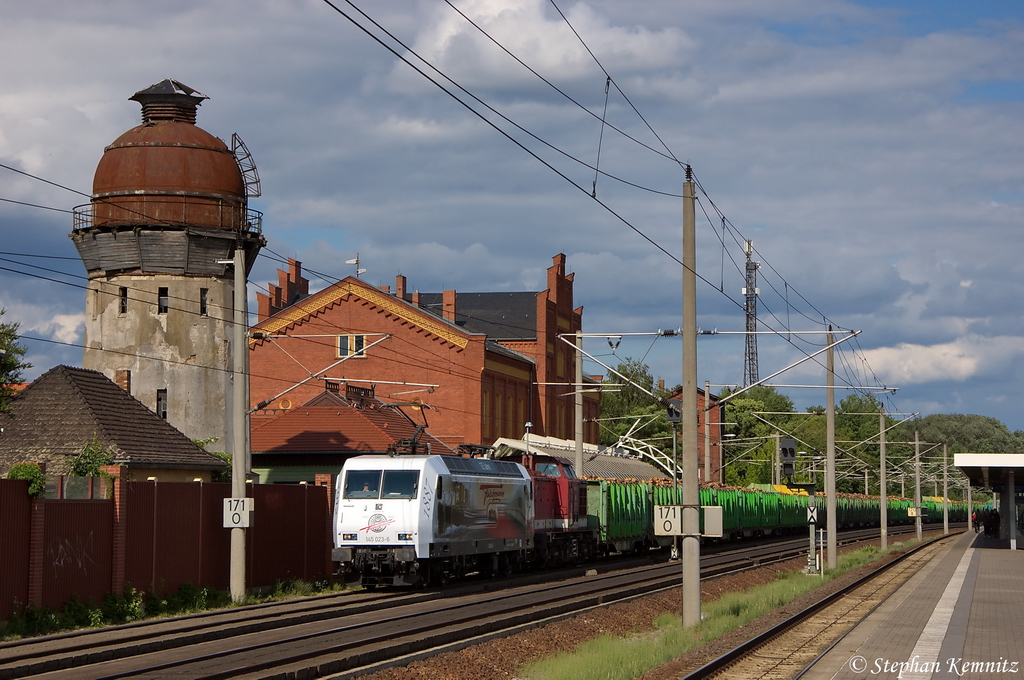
[
  {"x1": 742, "y1": 240, "x2": 759, "y2": 387},
  {"x1": 966, "y1": 481, "x2": 972, "y2": 533},
  {"x1": 879, "y1": 408, "x2": 887, "y2": 550},
  {"x1": 704, "y1": 380, "x2": 711, "y2": 483},
  {"x1": 773, "y1": 433, "x2": 780, "y2": 486},
  {"x1": 826, "y1": 328, "x2": 837, "y2": 569},
  {"x1": 575, "y1": 330, "x2": 584, "y2": 475},
  {"x1": 914, "y1": 431, "x2": 922, "y2": 541},
  {"x1": 943, "y1": 443, "x2": 948, "y2": 535},
  {"x1": 230, "y1": 245, "x2": 248, "y2": 603},
  {"x1": 681, "y1": 168, "x2": 700, "y2": 628}
]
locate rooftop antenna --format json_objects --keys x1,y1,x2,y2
[{"x1": 345, "y1": 253, "x2": 366, "y2": 279}]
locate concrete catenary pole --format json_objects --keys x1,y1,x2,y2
[
  {"x1": 230, "y1": 245, "x2": 247, "y2": 603},
  {"x1": 682, "y1": 168, "x2": 700, "y2": 627},
  {"x1": 826, "y1": 328, "x2": 837, "y2": 569},
  {"x1": 575, "y1": 330, "x2": 584, "y2": 476},
  {"x1": 914, "y1": 431, "x2": 922, "y2": 542},
  {"x1": 704, "y1": 380, "x2": 711, "y2": 484},
  {"x1": 773, "y1": 432, "x2": 780, "y2": 486},
  {"x1": 967, "y1": 480, "x2": 972, "y2": 532},
  {"x1": 943, "y1": 443, "x2": 949, "y2": 535},
  {"x1": 879, "y1": 408, "x2": 888, "y2": 550}
]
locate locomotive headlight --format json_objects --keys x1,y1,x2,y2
[
  {"x1": 398, "y1": 533, "x2": 413, "y2": 541},
  {"x1": 342, "y1": 533, "x2": 358, "y2": 541}
]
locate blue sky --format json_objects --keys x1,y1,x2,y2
[{"x1": 1, "y1": 0, "x2": 1023, "y2": 431}]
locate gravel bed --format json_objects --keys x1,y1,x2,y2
[{"x1": 359, "y1": 530, "x2": 954, "y2": 680}]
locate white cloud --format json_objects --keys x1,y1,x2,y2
[
  {"x1": 395, "y1": 0, "x2": 694, "y2": 91},
  {"x1": 859, "y1": 336, "x2": 1024, "y2": 384},
  {"x1": 2, "y1": 0, "x2": 1024, "y2": 429}
]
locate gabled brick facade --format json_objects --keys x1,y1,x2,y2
[{"x1": 249, "y1": 254, "x2": 599, "y2": 448}]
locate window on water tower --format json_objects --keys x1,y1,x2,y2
[
  {"x1": 119, "y1": 287, "x2": 128, "y2": 315},
  {"x1": 199, "y1": 288, "x2": 209, "y2": 316},
  {"x1": 157, "y1": 287, "x2": 169, "y2": 314},
  {"x1": 156, "y1": 389, "x2": 168, "y2": 420}
]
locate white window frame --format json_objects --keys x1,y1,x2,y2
[{"x1": 337, "y1": 334, "x2": 367, "y2": 358}]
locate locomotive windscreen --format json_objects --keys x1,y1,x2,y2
[
  {"x1": 343, "y1": 469, "x2": 419, "y2": 499},
  {"x1": 442, "y1": 456, "x2": 524, "y2": 478}
]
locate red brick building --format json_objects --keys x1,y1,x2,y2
[{"x1": 249, "y1": 254, "x2": 599, "y2": 449}]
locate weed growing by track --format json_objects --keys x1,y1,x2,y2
[
  {"x1": 518, "y1": 539, "x2": 920, "y2": 680},
  {"x1": 1, "y1": 578, "x2": 347, "y2": 640}
]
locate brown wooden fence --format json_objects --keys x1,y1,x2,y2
[{"x1": 0, "y1": 471, "x2": 332, "y2": 623}]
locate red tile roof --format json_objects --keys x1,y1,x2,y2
[{"x1": 251, "y1": 392, "x2": 452, "y2": 455}]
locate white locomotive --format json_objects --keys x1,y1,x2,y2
[{"x1": 332, "y1": 454, "x2": 534, "y2": 587}]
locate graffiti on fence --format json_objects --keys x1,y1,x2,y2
[{"x1": 48, "y1": 532, "x2": 99, "y2": 579}]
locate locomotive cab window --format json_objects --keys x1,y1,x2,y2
[
  {"x1": 381, "y1": 470, "x2": 419, "y2": 499},
  {"x1": 535, "y1": 462, "x2": 562, "y2": 477},
  {"x1": 344, "y1": 470, "x2": 382, "y2": 498}
]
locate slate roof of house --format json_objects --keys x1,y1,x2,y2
[
  {"x1": 485, "y1": 339, "x2": 534, "y2": 364},
  {"x1": 251, "y1": 390, "x2": 454, "y2": 455},
  {"x1": 417, "y1": 292, "x2": 538, "y2": 341},
  {"x1": 0, "y1": 365, "x2": 227, "y2": 474}
]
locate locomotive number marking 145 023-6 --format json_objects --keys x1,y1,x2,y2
[{"x1": 366, "y1": 536, "x2": 390, "y2": 543}]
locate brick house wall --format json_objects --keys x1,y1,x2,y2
[{"x1": 250, "y1": 254, "x2": 599, "y2": 448}]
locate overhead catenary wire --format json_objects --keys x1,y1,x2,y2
[{"x1": 0, "y1": 4, "x2": 894, "y2": 410}]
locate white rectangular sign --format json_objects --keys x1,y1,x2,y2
[
  {"x1": 223, "y1": 497, "x2": 254, "y2": 528},
  {"x1": 655, "y1": 505, "x2": 683, "y2": 536},
  {"x1": 702, "y1": 505, "x2": 724, "y2": 538},
  {"x1": 654, "y1": 505, "x2": 724, "y2": 537}
]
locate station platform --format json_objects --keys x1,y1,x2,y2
[{"x1": 803, "y1": 529, "x2": 1024, "y2": 680}]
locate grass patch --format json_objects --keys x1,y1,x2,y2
[
  {"x1": 519, "y1": 538, "x2": 920, "y2": 680},
  {"x1": 1, "y1": 578, "x2": 350, "y2": 640}
]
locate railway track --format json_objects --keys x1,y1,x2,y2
[
  {"x1": 0, "y1": 524, "x2": 954, "y2": 680},
  {"x1": 680, "y1": 532, "x2": 957, "y2": 679}
]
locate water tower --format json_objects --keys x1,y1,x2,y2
[{"x1": 71, "y1": 79, "x2": 265, "y2": 451}]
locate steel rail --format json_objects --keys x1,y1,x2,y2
[{"x1": 679, "y1": 533, "x2": 955, "y2": 679}]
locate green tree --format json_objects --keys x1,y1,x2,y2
[
  {"x1": 7, "y1": 463, "x2": 46, "y2": 498},
  {"x1": 0, "y1": 309, "x2": 32, "y2": 411},
  {"x1": 718, "y1": 386, "x2": 795, "y2": 486},
  {"x1": 897, "y1": 414, "x2": 1024, "y2": 454},
  {"x1": 69, "y1": 435, "x2": 114, "y2": 476},
  {"x1": 597, "y1": 358, "x2": 673, "y2": 452},
  {"x1": 194, "y1": 437, "x2": 231, "y2": 483}
]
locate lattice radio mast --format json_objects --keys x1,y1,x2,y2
[{"x1": 742, "y1": 240, "x2": 760, "y2": 386}]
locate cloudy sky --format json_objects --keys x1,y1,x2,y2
[{"x1": 1, "y1": 1, "x2": 1022, "y2": 431}]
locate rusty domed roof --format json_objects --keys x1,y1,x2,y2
[
  {"x1": 88, "y1": 79, "x2": 246, "y2": 230},
  {"x1": 93, "y1": 121, "x2": 245, "y2": 201}
]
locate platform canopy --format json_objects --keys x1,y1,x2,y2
[{"x1": 954, "y1": 453, "x2": 1024, "y2": 491}]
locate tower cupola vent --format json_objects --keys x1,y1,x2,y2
[{"x1": 129, "y1": 78, "x2": 208, "y2": 125}]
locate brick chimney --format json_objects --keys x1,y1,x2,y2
[
  {"x1": 396, "y1": 275, "x2": 407, "y2": 300},
  {"x1": 442, "y1": 290, "x2": 457, "y2": 322},
  {"x1": 115, "y1": 369, "x2": 132, "y2": 394}
]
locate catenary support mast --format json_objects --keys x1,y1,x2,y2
[{"x1": 682, "y1": 168, "x2": 700, "y2": 627}]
